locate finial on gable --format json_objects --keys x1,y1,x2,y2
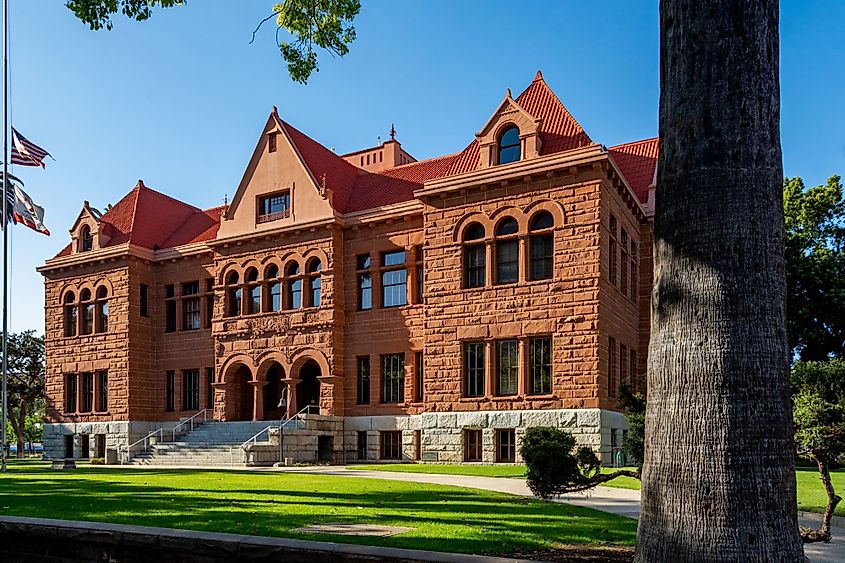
[
  {"x1": 506, "y1": 88, "x2": 512, "y2": 99},
  {"x1": 389, "y1": 124, "x2": 396, "y2": 141},
  {"x1": 533, "y1": 69, "x2": 544, "y2": 82},
  {"x1": 224, "y1": 193, "x2": 228, "y2": 206},
  {"x1": 272, "y1": 105, "x2": 279, "y2": 116},
  {"x1": 134, "y1": 179, "x2": 146, "y2": 190}
]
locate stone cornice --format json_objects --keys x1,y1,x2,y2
[{"x1": 342, "y1": 200, "x2": 423, "y2": 226}]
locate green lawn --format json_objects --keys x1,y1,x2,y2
[
  {"x1": 0, "y1": 460, "x2": 635, "y2": 556},
  {"x1": 350, "y1": 463, "x2": 845, "y2": 516}
]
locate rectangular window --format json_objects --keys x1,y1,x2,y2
[
  {"x1": 65, "y1": 305, "x2": 77, "y2": 337},
  {"x1": 80, "y1": 435, "x2": 90, "y2": 459},
  {"x1": 608, "y1": 337, "x2": 617, "y2": 399},
  {"x1": 631, "y1": 242, "x2": 638, "y2": 301},
  {"x1": 530, "y1": 234, "x2": 554, "y2": 281},
  {"x1": 464, "y1": 429, "x2": 483, "y2": 462},
  {"x1": 464, "y1": 244, "x2": 486, "y2": 288},
  {"x1": 165, "y1": 300, "x2": 176, "y2": 332},
  {"x1": 496, "y1": 429, "x2": 516, "y2": 463},
  {"x1": 357, "y1": 431, "x2": 368, "y2": 460},
  {"x1": 206, "y1": 281, "x2": 215, "y2": 328},
  {"x1": 182, "y1": 281, "x2": 199, "y2": 296},
  {"x1": 165, "y1": 284, "x2": 175, "y2": 298},
  {"x1": 414, "y1": 352, "x2": 424, "y2": 402},
  {"x1": 165, "y1": 371, "x2": 175, "y2": 412},
  {"x1": 621, "y1": 230, "x2": 629, "y2": 296},
  {"x1": 495, "y1": 239, "x2": 519, "y2": 284},
  {"x1": 140, "y1": 284, "x2": 148, "y2": 317},
  {"x1": 357, "y1": 254, "x2": 372, "y2": 311},
  {"x1": 620, "y1": 343, "x2": 628, "y2": 387},
  {"x1": 381, "y1": 250, "x2": 407, "y2": 308},
  {"x1": 96, "y1": 371, "x2": 108, "y2": 412},
  {"x1": 381, "y1": 354, "x2": 405, "y2": 403},
  {"x1": 81, "y1": 373, "x2": 94, "y2": 413},
  {"x1": 249, "y1": 285, "x2": 262, "y2": 314},
  {"x1": 380, "y1": 430, "x2": 402, "y2": 460},
  {"x1": 464, "y1": 342, "x2": 485, "y2": 397},
  {"x1": 183, "y1": 298, "x2": 201, "y2": 331},
  {"x1": 414, "y1": 246, "x2": 424, "y2": 304},
  {"x1": 228, "y1": 288, "x2": 242, "y2": 317},
  {"x1": 356, "y1": 356, "x2": 370, "y2": 405},
  {"x1": 65, "y1": 374, "x2": 77, "y2": 413},
  {"x1": 257, "y1": 191, "x2": 290, "y2": 223},
  {"x1": 529, "y1": 337, "x2": 553, "y2": 395},
  {"x1": 206, "y1": 367, "x2": 215, "y2": 410},
  {"x1": 182, "y1": 369, "x2": 200, "y2": 411},
  {"x1": 609, "y1": 214, "x2": 617, "y2": 286},
  {"x1": 496, "y1": 340, "x2": 519, "y2": 396},
  {"x1": 82, "y1": 304, "x2": 94, "y2": 335},
  {"x1": 630, "y1": 350, "x2": 638, "y2": 387}
]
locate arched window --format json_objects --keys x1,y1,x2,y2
[
  {"x1": 245, "y1": 268, "x2": 260, "y2": 314},
  {"x1": 462, "y1": 222, "x2": 486, "y2": 288},
  {"x1": 285, "y1": 262, "x2": 302, "y2": 309},
  {"x1": 494, "y1": 217, "x2": 519, "y2": 284},
  {"x1": 265, "y1": 265, "x2": 281, "y2": 312},
  {"x1": 80, "y1": 288, "x2": 94, "y2": 335},
  {"x1": 529, "y1": 211, "x2": 555, "y2": 281},
  {"x1": 307, "y1": 259, "x2": 322, "y2": 307},
  {"x1": 64, "y1": 292, "x2": 77, "y2": 337},
  {"x1": 79, "y1": 226, "x2": 93, "y2": 252},
  {"x1": 95, "y1": 286, "x2": 109, "y2": 333},
  {"x1": 498, "y1": 126, "x2": 520, "y2": 165},
  {"x1": 226, "y1": 271, "x2": 241, "y2": 317}
]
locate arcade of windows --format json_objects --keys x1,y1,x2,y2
[
  {"x1": 608, "y1": 212, "x2": 639, "y2": 301},
  {"x1": 63, "y1": 371, "x2": 109, "y2": 414},
  {"x1": 225, "y1": 258, "x2": 322, "y2": 317},
  {"x1": 63, "y1": 286, "x2": 109, "y2": 337},
  {"x1": 462, "y1": 336, "x2": 553, "y2": 398},
  {"x1": 462, "y1": 210, "x2": 555, "y2": 289}
]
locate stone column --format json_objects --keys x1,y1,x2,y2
[
  {"x1": 251, "y1": 380, "x2": 267, "y2": 421},
  {"x1": 485, "y1": 243, "x2": 494, "y2": 286},
  {"x1": 518, "y1": 339, "x2": 528, "y2": 397},
  {"x1": 93, "y1": 373, "x2": 101, "y2": 412},
  {"x1": 75, "y1": 374, "x2": 83, "y2": 413},
  {"x1": 518, "y1": 235, "x2": 528, "y2": 282},
  {"x1": 485, "y1": 341, "x2": 495, "y2": 398}
]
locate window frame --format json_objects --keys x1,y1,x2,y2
[
  {"x1": 380, "y1": 353, "x2": 405, "y2": 404},
  {"x1": 495, "y1": 339, "x2": 519, "y2": 396},
  {"x1": 464, "y1": 428, "x2": 483, "y2": 462},
  {"x1": 380, "y1": 250, "x2": 408, "y2": 308},
  {"x1": 528, "y1": 337, "x2": 553, "y2": 395},
  {"x1": 497, "y1": 125, "x2": 521, "y2": 165},
  {"x1": 494, "y1": 218, "x2": 520, "y2": 285},
  {"x1": 182, "y1": 369, "x2": 200, "y2": 411},
  {"x1": 256, "y1": 190, "x2": 291, "y2": 223},
  {"x1": 496, "y1": 429, "x2": 516, "y2": 463},
  {"x1": 96, "y1": 371, "x2": 108, "y2": 412},
  {"x1": 463, "y1": 341, "x2": 485, "y2": 398},
  {"x1": 356, "y1": 254, "x2": 373, "y2": 311},
  {"x1": 356, "y1": 356, "x2": 371, "y2": 405},
  {"x1": 380, "y1": 430, "x2": 402, "y2": 460}
]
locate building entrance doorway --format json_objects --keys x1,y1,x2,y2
[
  {"x1": 263, "y1": 363, "x2": 285, "y2": 420},
  {"x1": 231, "y1": 364, "x2": 254, "y2": 421},
  {"x1": 296, "y1": 360, "x2": 321, "y2": 413}
]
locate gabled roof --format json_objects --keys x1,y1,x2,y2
[
  {"x1": 447, "y1": 70, "x2": 594, "y2": 176},
  {"x1": 609, "y1": 138, "x2": 659, "y2": 203}
]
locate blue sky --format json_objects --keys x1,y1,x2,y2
[{"x1": 5, "y1": 1, "x2": 844, "y2": 334}]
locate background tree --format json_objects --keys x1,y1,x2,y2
[
  {"x1": 637, "y1": 1, "x2": 804, "y2": 559},
  {"x1": 784, "y1": 175, "x2": 845, "y2": 361},
  {"x1": 66, "y1": 0, "x2": 361, "y2": 83},
  {"x1": 520, "y1": 427, "x2": 638, "y2": 499},
  {"x1": 4, "y1": 331, "x2": 45, "y2": 458},
  {"x1": 793, "y1": 391, "x2": 845, "y2": 542},
  {"x1": 617, "y1": 381, "x2": 645, "y2": 470}
]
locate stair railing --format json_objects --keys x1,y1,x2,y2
[
  {"x1": 240, "y1": 405, "x2": 320, "y2": 461},
  {"x1": 171, "y1": 409, "x2": 213, "y2": 442},
  {"x1": 119, "y1": 427, "x2": 163, "y2": 464}
]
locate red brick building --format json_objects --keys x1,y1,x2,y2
[{"x1": 39, "y1": 72, "x2": 657, "y2": 465}]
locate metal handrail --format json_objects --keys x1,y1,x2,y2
[
  {"x1": 171, "y1": 409, "x2": 213, "y2": 441},
  {"x1": 119, "y1": 427, "x2": 163, "y2": 464},
  {"x1": 240, "y1": 404, "x2": 319, "y2": 451}
]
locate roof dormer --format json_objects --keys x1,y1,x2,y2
[
  {"x1": 474, "y1": 87, "x2": 542, "y2": 170},
  {"x1": 69, "y1": 201, "x2": 110, "y2": 254}
]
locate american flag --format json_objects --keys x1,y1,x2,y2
[{"x1": 11, "y1": 127, "x2": 51, "y2": 168}]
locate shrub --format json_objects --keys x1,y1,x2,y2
[{"x1": 520, "y1": 426, "x2": 601, "y2": 499}]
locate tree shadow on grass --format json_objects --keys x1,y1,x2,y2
[{"x1": 0, "y1": 464, "x2": 636, "y2": 555}]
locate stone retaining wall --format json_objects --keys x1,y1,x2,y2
[{"x1": 0, "y1": 516, "x2": 525, "y2": 563}]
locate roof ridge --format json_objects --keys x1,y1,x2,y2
[
  {"x1": 516, "y1": 76, "x2": 592, "y2": 144},
  {"x1": 610, "y1": 137, "x2": 659, "y2": 149},
  {"x1": 381, "y1": 151, "x2": 460, "y2": 172}
]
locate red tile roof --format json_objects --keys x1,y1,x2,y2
[
  {"x1": 609, "y1": 138, "x2": 658, "y2": 203},
  {"x1": 53, "y1": 73, "x2": 658, "y2": 260}
]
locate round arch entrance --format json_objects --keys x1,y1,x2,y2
[
  {"x1": 296, "y1": 360, "x2": 321, "y2": 413},
  {"x1": 262, "y1": 362, "x2": 286, "y2": 420},
  {"x1": 226, "y1": 363, "x2": 254, "y2": 421}
]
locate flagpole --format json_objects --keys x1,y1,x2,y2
[{"x1": 1, "y1": 0, "x2": 9, "y2": 473}]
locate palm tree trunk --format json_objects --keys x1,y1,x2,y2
[{"x1": 636, "y1": 1, "x2": 804, "y2": 560}]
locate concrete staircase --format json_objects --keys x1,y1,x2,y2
[{"x1": 129, "y1": 421, "x2": 276, "y2": 466}]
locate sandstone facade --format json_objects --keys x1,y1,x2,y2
[{"x1": 39, "y1": 72, "x2": 658, "y2": 465}]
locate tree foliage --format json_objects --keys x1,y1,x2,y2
[
  {"x1": 793, "y1": 388, "x2": 845, "y2": 541},
  {"x1": 791, "y1": 359, "x2": 845, "y2": 404},
  {"x1": 617, "y1": 381, "x2": 645, "y2": 469},
  {"x1": 520, "y1": 426, "x2": 637, "y2": 500},
  {"x1": 3, "y1": 331, "x2": 45, "y2": 458},
  {"x1": 66, "y1": 0, "x2": 361, "y2": 84},
  {"x1": 784, "y1": 176, "x2": 845, "y2": 361}
]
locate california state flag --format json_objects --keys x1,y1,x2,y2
[{"x1": 1, "y1": 172, "x2": 49, "y2": 235}]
